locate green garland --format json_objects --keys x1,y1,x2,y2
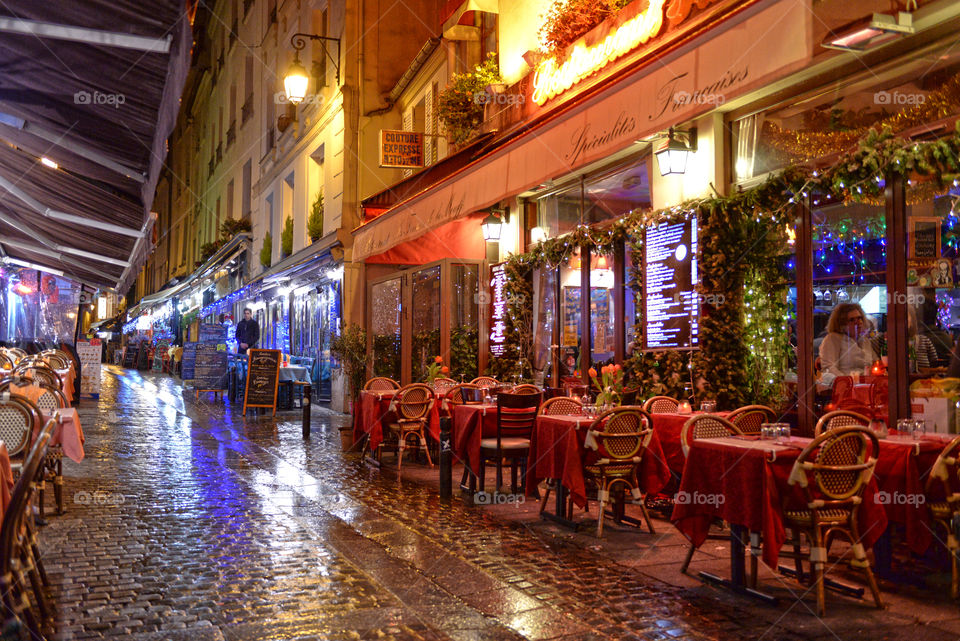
[{"x1": 498, "y1": 121, "x2": 960, "y2": 408}]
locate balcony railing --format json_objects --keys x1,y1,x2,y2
[
  {"x1": 226, "y1": 122, "x2": 236, "y2": 147},
  {"x1": 208, "y1": 157, "x2": 215, "y2": 175},
  {"x1": 216, "y1": 143, "x2": 223, "y2": 163}
]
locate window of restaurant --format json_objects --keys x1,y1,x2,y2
[
  {"x1": 368, "y1": 258, "x2": 484, "y2": 385},
  {"x1": 531, "y1": 156, "x2": 652, "y2": 388},
  {"x1": 730, "y1": 39, "x2": 960, "y2": 430}
]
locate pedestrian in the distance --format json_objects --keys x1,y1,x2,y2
[{"x1": 235, "y1": 308, "x2": 260, "y2": 355}]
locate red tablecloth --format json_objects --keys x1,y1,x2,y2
[
  {"x1": 352, "y1": 390, "x2": 439, "y2": 451},
  {"x1": 526, "y1": 414, "x2": 672, "y2": 508},
  {"x1": 652, "y1": 411, "x2": 730, "y2": 475},
  {"x1": 874, "y1": 434, "x2": 953, "y2": 555},
  {"x1": 671, "y1": 436, "x2": 888, "y2": 568},
  {"x1": 852, "y1": 383, "x2": 873, "y2": 405},
  {"x1": 40, "y1": 408, "x2": 85, "y2": 463},
  {"x1": 0, "y1": 443, "x2": 12, "y2": 515},
  {"x1": 452, "y1": 404, "x2": 498, "y2": 473},
  {"x1": 55, "y1": 366, "x2": 75, "y2": 404}
]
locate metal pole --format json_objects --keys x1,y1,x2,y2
[
  {"x1": 439, "y1": 415, "x2": 452, "y2": 499},
  {"x1": 302, "y1": 383, "x2": 311, "y2": 438}
]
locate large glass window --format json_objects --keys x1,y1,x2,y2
[
  {"x1": 532, "y1": 267, "x2": 557, "y2": 386},
  {"x1": 450, "y1": 263, "x2": 479, "y2": 381},
  {"x1": 590, "y1": 250, "x2": 615, "y2": 365},
  {"x1": 410, "y1": 265, "x2": 441, "y2": 381},
  {"x1": 371, "y1": 278, "x2": 401, "y2": 380}
]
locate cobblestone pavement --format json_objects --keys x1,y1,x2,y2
[{"x1": 36, "y1": 367, "x2": 960, "y2": 640}]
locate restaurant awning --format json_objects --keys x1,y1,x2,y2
[{"x1": 0, "y1": 1, "x2": 191, "y2": 293}]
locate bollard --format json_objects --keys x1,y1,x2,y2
[
  {"x1": 439, "y1": 416, "x2": 452, "y2": 499},
  {"x1": 302, "y1": 383, "x2": 311, "y2": 438}
]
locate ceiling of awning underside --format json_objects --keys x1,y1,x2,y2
[{"x1": 0, "y1": 0, "x2": 191, "y2": 291}]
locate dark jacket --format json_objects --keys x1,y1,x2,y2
[{"x1": 235, "y1": 318, "x2": 260, "y2": 352}]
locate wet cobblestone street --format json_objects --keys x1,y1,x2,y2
[{"x1": 39, "y1": 367, "x2": 960, "y2": 640}]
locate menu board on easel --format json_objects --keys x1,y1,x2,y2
[
  {"x1": 136, "y1": 343, "x2": 150, "y2": 370},
  {"x1": 180, "y1": 343, "x2": 197, "y2": 382},
  {"x1": 122, "y1": 344, "x2": 137, "y2": 368},
  {"x1": 76, "y1": 339, "x2": 102, "y2": 397},
  {"x1": 194, "y1": 343, "x2": 228, "y2": 395},
  {"x1": 242, "y1": 348, "x2": 281, "y2": 415}
]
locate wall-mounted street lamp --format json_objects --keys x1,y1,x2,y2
[
  {"x1": 654, "y1": 128, "x2": 697, "y2": 176},
  {"x1": 481, "y1": 212, "x2": 504, "y2": 242},
  {"x1": 283, "y1": 32, "x2": 341, "y2": 104}
]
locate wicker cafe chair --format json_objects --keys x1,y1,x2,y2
[
  {"x1": 471, "y1": 376, "x2": 499, "y2": 388},
  {"x1": 679, "y1": 414, "x2": 742, "y2": 574},
  {"x1": 642, "y1": 395, "x2": 680, "y2": 414},
  {"x1": 14, "y1": 365, "x2": 60, "y2": 391},
  {"x1": 728, "y1": 405, "x2": 777, "y2": 435},
  {"x1": 0, "y1": 393, "x2": 38, "y2": 468},
  {"x1": 0, "y1": 417, "x2": 56, "y2": 637},
  {"x1": 478, "y1": 392, "x2": 542, "y2": 496},
  {"x1": 512, "y1": 384, "x2": 541, "y2": 395},
  {"x1": 364, "y1": 377, "x2": 400, "y2": 392},
  {"x1": 538, "y1": 396, "x2": 583, "y2": 416},
  {"x1": 923, "y1": 435, "x2": 960, "y2": 599},
  {"x1": 41, "y1": 351, "x2": 69, "y2": 370},
  {"x1": 814, "y1": 410, "x2": 870, "y2": 436},
  {"x1": 432, "y1": 377, "x2": 458, "y2": 394},
  {"x1": 784, "y1": 427, "x2": 883, "y2": 617},
  {"x1": 445, "y1": 383, "x2": 481, "y2": 407},
  {"x1": 582, "y1": 407, "x2": 657, "y2": 537},
  {"x1": 383, "y1": 383, "x2": 435, "y2": 477}
]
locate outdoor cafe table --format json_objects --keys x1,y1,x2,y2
[
  {"x1": 39, "y1": 408, "x2": 86, "y2": 463},
  {"x1": 451, "y1": 403, "x2": 497, "y2": 477},
  {"x1": 353, "y1": 389, "x2": 440, "y2": 452},
  {"x1": 55, "y1": 365, "x2": 76, "y2": 404},
  {"x1": 671, "y1": 436, "x2": 888, "y2": 599},
  {"x1": 525, "y1": 414, "x2": 672, "y2": 513}
]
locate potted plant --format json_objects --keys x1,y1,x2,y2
[
  {"x1": 308, "y1": 192, "x2": 324, "y2": 242},
  {"x1": 331, "y1": 324, "x2": 368, "y2": 449},
  {"x1": 438, "y1": 53, "x2": 502, "y2": 145},
  {"x1": 281, "y1": 216, "x2": 293, "y2": 257},
  {"x1": 589, "y1": 363, "x2": 624, "y2": 408},
  {"x1": 259, "y1": 231, "x2": 272, "y2": 268},
  {"x1": 423, "y1": 355, "x2": 450, "y2": 385}
]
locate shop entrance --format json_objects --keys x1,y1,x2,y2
[{"x1": 367, "y1": 258, "x2": 486, "y2": 385}]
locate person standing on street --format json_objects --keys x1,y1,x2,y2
[{"x1": 236, "y1": 308, "x2": 260, "y2": 355}]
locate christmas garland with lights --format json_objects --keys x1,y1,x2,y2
[{"x1": 492, "y1": 120, "x2": 960, "y2": 405}]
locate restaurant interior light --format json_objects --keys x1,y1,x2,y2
[
  {"x1": 40, "y1": 156, "x2": 58, "y2": 170},
  {"x1": 284, "y1": 55, "x2": 310, "y2": 104},
  {"x1": 822, "y1": 12, "x2": 914, "y2": 51},
  {"x1": 482, "y1": 212, "x2": 503, "y2": 242},
  {"x1": 530, "y1": 226, "x2": 547, "y2": 244},
  {"x1": 655, "y1": 129, "x2": 697, "y2": 176}
]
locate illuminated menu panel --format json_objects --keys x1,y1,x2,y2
[
  {"x1": 644, "y1": 218, "x2": 698, "y2": 349},
  {"x1": 489, "y1": 264, "x2": 507, "y2": 357}
]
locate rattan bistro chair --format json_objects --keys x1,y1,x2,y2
[
  {"x1": 512, "y1": 384, "x2": 541, "y2": 395},
  {"x1": 471, "y1": 376, "x2": 499, "y2": 388},
  {"x1": 784, "y1": 426, "x2": 883, "y2": 617},
  {"x1": 384, "y1": 383, "x2": 435, "y2": 477},
  {"x1": 364, "y1": 377, "x2": 400, "y2": 392},
  {"x1": 431, "y1": 377, "x2": 458, "y2": 395},
  {"x1": 924, "y1": 435, "x2": 960, "y2": 598},
  {"x1": 642, "y1": 396, "x2": 680, "y2": 414},
  {"x1": 679, "y1": 414, "x2": 742, "y2": 574},
  {"x1": 538, "y1": 396, "x2": 583, "y2": 416},
  {"x1": 814, "y1": 410, "x2": 870, "y2": 436},
  {"x1": 728, "y1": 404, "x2": 777, "y2": 435},
  {"x1": 582, "y1": 407, "x2": 658, "y2": 537},
  {"x1": 445, "y1": 383, "x2": 481, "y2": 407},
  {"x1": 478, "y1": 392, "x2": 541, "y2": 495}
]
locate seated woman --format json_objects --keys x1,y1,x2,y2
[{"x1": 819, "y1": 302, "x2": 877, "y2": 377}]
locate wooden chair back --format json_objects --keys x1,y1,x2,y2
[{"x1": 496, "y1": 392, "x2": 541, "y2": 439}]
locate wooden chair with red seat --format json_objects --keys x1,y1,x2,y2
[
  {"x1": 924, "y1": 435, "x2": 960, "y2": 598},
  {"x1": 642, "y1": 395, "x2": 680, "y2": 414},
  {"x1": 727, "y1": 404, "x2": 777, "y2": 435},
  {"x1": 783, "y1": 426, "x2": 883, "y2": 616},
  {"x1": 478, "y1": 392, "x2": 541, "y2": 496},
  {"x1": 679, "y1": 414, "x2": 743, "y2": 574},
  {"x1": 382, "y1": 383, "x2": 435, "y2": 477},
  {"x1": 582, "y1": 407, "x2": 657, "y2": 537}
]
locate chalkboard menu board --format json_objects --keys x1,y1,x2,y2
[
  {"x1": 194, "y1": 343, "x2": 228, "y2": 391},
  {"x1": 199, "y1": 323, "x2": 227, "y2": 344},
  {"x1": 243, "y1": 348, "x2": 281, "y2": 415},
  {"x1": 644, "y1": 218, "x2": 699, "y2": 350},
  {"x1": 180, "y1": 343, "x2": 197, "y2": 381},
  {"x1": 122, "y1": 344, "x2": 137, "y2": 368},
  {"x1": 910, "y1": 217, "x2": 941, "y2": 259}
]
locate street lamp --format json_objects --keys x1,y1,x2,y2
[{"x1": 283, "y1": 32, "x2": 342, "y2": 103}]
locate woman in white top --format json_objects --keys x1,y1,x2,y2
[{"x1": 819, "y1": 302, "x2": 877, "y2": 376}]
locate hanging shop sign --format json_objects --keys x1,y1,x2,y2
[
  {"x1": 489, "y1": 264, "x2": 507, "y2": 357},
  {"x1": 379, "y1": 130, "x2": 424, "y2": 169}
]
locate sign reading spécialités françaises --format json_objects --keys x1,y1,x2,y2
[{"x1": 379, "y1": 130, "x2": 424, "y2": 168}]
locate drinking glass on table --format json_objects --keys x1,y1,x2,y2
[
  {"x1": 895, "y1": 418, "x2": 913, "y2": 439},
  {"x1": 700, "y1": 400, "x2": 717, "y2": 413},
  {"x1": 912, "y1": 418, "x2": 926, "y2": 440},
  {"x1": 760, "y1": 423, "x2": 775, "y2": 440},
  {"x1": 775, "y1": 423, "x2": 791, "y2": 444}
]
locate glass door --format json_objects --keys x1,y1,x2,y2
[
  {"x1": 410, "y1": 265, "x2": 441, "y2": 382},
  {"x1": 369, "y1": 276, "x2": 403, "y2": 381}
]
